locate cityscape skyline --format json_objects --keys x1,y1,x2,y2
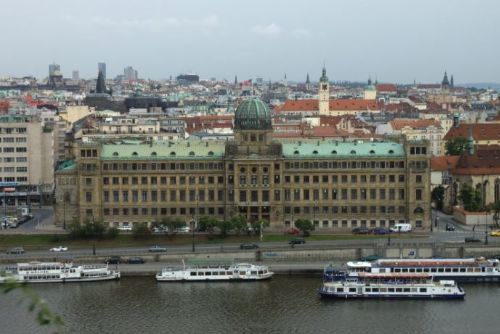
[{"x1": 1, "y1": 0, "x2": 499, "y2": 83}]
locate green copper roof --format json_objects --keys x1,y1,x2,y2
[
  {"x1": 57, "y1": 160, "x2": 76, "y2": 171},
  {"x1": 282, "y1": 140, "x2": 405, "y2": 158},
  {"x1": 101, "y1": 140, "x2": 225, "y2": 160},
  {"x1": 320, "y1": 67, "x2": 328, "y2": 83},
  {"x1": 234, "y1": 98, "x2": 272, "y2": 130}
]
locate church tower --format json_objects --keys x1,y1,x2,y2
[{"x1": 318, "y1": 67, "x2": 329, "y2": 115}]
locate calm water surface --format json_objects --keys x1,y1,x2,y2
[{"x1": 1, "y1": 276, "x2": 500, "y2": 334}]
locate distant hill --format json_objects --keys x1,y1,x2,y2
[{"x1": 459, "y1": 83, "x2": 500, "y2": 90}]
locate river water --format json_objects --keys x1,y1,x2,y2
[{"x1": 1, "y1": 276, "x2": 500, "y2": 334}]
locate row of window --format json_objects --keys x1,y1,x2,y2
[
  {"x1": 1, "y1": 157, "x2": 28, "y2": 163},
  {"x1": 283, "y1": 188, "x2": 406, "y2": 201},
  {"x1": 101, "y1": 162, "x2": 225, "y2": 171},
  {"x1": 0, "y1": 128, "x2": 27, "y2": 134},
  {"x1": 0, "y1": 166, "x2": 28, "y2": 173},
  {"x1": 0, "y1": 137, "x2": 27, "y2": 143},
  {"x1": 284, "y1": 160, "x2": 405, "y2": 170},
  {"x1": 0, "y1": 177, "x2": 27, "y2": 182},
  {"x1": 101, "y1": 175, "x2": 225, "y2": 186},
  {"x1": 102, "y1": 189, "x2": 226, "y2": 203},
  {"x1": 285, "y1": 219, "x2": 423, "y2": 228},
  {"x1": 2, "y1": 147, "x2": 27, "y2": 153},
  {"x1": 283, "y1": 205, "x2": 408, "y2": 215},
  {"x1": 102, "y1": 207, "x2": 225, "y2": 217}
]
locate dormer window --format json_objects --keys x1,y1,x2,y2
[
  {"x1": 151, "y1": 152, "x2": 157, "y2": 156},
  {"x1": 350, "y1": 150, "x2": 356, "y2": 154},
  {"x1": 189, "y1": 151, "x2": 195, "y2": 156},
  {"x1": 170, "y1": 152, "x2": 176, "y2": 156},
  {"x1": 132, "y1": 152, "x2": 138, "y2": 156},
  {"x1": 112, "y1": 152, "x2": 119, "y2": 157}
]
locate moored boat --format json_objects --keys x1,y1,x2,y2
[
  {"x1": 0, "y1": 262, "x2": 120, "y2": 283},
  {"x1": 343, "y1": 258, "x2": 500, "y2": 282},
  {"x1": 319, "y1": 272, "x2": 465, "y2": 299},
  {"x1": 156, "y1": 262, "x2": 273, "y2": 282}
]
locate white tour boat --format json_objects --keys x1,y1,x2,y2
[
  {"x1": 319, "y1": 272, "x2": 465, "y2": 299},
  {"x1": 156, "y1": 262, "x2": 273, "y2": 282},
  {"x1": 0, "y1": 262, "x2": 121, "y2": 283},
  {"x1": 344, "y1": 257, "x2": 500, "y2": 282}
]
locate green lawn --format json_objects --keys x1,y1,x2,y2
[{"x1": 0, "y1": 232, "x2": 428, "y2": 251}]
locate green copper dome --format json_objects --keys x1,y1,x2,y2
[{"x1": 234, "y1": 98, "x2": 272, "y2": 130}]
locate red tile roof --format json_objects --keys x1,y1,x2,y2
[
  {"x1": 453, "y1": 146, "x2": 500, "y2": 175},
  {"x1": 376, "y1": 84, "x2": 397, "y2": 92},
  {"x1": 390, "y1": 118, "x2": 441, "y2": 131},
  {"x1": 275, "y1": 99, "x2": 379, "y2": 113},
  {"x1": 431, "y1": 156, "x2": 460, "y2": 171},
  {"x1": 443, "y1": 123, "x2": 500, "y2": 141}
]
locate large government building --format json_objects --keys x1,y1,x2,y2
[{"x1": 55, "y1": 98, "x2": 431, "y2": 231}]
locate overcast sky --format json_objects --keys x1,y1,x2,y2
[{"x1": 1, "y1": 0, "x2": 499, "y2": 83}]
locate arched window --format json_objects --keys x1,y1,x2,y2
[
  {"x1": 208, "y1": 151, "x2": 214, "y2": 156},
  {"x1": 132, "y1": 152, "x2": 138, "y2": 156},
  {"x1": 112, "y1": 152, "x2": 119, "y2": 157},
  {"x1": 495, "y1": 179, "x2": 500, "y2": 203},
  {"x1": 189, "y1": 151, "x2": 195, "y2": 156},
  {"x1": 331, "y1": 150, "x2": 337, "y2": 154},
  {"x1": 414, "y1": 207, "x2": 424, "y2": 214},
  {"x1": 312, "y1": 150, "x2": 318, "y2": 155},
  {"x1": 388, "y1": 150, "x2": 394, "y2": 154},
  {"x1": 369, "y1": 150, "x2": 375, "y2": 154},
  {"x1": 294, "y1": 150, "x2": 299, "y2": 155},
  {"x1": 151, "y1": 152, "x2": 157, "y2": 156},
  {"x1": 170, "y1": 152, "x2": 176, "y2": 156},
  {"x1": 350, "y1": 150, "x2": 356, "y2": 154}
]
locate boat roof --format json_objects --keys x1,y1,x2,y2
[
  {"x1": 18, "y1": 262, "x2": 69, "y2": 266},
  {"x1": 358, "y1": 272, "x2": 431, "y2": 279},
  {"x1": 346, "y1": 261, "x2": 372, "y2": 268},
  {"x1": 373, "y1": 258, "x2": 495, "y2": 267}
]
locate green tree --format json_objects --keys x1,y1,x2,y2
[
  {"x1": 431, "y1": 185, "x2": 445, "y2": 211},
  {"x1": 217, "y1": 220, "x2": 234, "y2": 237},
  {"x1": 230, "y1": 215, "x2": 247, "y2": 235},
  {"x1": 459, "y1": 183, "x2": 482, "y2": 212},
  {"x1": 198, "y1": 216, "x2": 219, "y2": 233},
  {"x1": 251, "y1": 219, "x2": 270, "y2": 236},
  {"x1": 489, "y1": 201, "x2": 500, "y2": 227},
  {"x1": 160, "y1": 217, "x2": 185, "y2": 235},
  {"x1": 132, "y1": 223, "x2": 151, "y2": 239},
  {"x1": 445, "y1": 137, "x2": 467, "y2": 155},
  {"x1": 294, "y1": 219, "x2": 314, "y2": 236}
]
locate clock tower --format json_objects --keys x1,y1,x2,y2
[{"x1": 318, "y1": 67, "x2": 329, "y2": 115}]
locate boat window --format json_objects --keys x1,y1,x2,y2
[
  {"x1": 212, "y1": 271, "x2": 218, "y2": 276},
  {"x1": 394, "y1": 268, "x2": 401, "y2": 273},
  {"x1": 423, "y1": 268, "x2": 430, "y2": 272},
  {"x1": 190, "y1": 272, "x2": 196, "y2": 276},
  {"x1": 409, "y1": 268, "x2": 415, "y2": 273},
  {"x1": 420, "y1": 288, "x2": 427, "y2": 293},
  {"x1": 365, "y1": 288, "x2": 371, "y2": 292},
  {"x1": 452, "y1": 268, "x2": 459, "y2": 272},
  {"x1": 474, "y1": 268, "x2": 481, "y2": 272},
  {"x1": 467, "y1": 268, "x2": 474, "y2": 272},
  {"x1": 372, "y1": 288, "x2": 379, "y2": 292},
  {"x1": 239, "y1": 271, "x2": 245, "y2": 275},
  {"x1": 445, "y1": 268, "x2": 451, "y2": 272},
  {"x1": 251, "y1": 271, "x2": 257, "y2": 275},
  {"x1": 396, "y1": 288, "x2": 403, "y2": 293},
  {"x1": 403, "y1": 288, "x2": 411, "y2": 293},
  {"x1": 205, "y1": 272, "x2": 211, "y2": 276},
  {"x1": 438, "y1": 268, "x2": 444, "y2": 272},
  {"x1": 402, "y1": 268, "x2": 409, "y2": 273},
  {"x1": 349, "y1": 288, "x2": 356, "y2": 293},
  {"x1": 416, "y1": 268, "x2": 423, "y2": 273},
  {"x1": 337, "y1": 288, "x2": 344, "y2": 292},
  {"x1": 388, "y1": 288, "x2": 395, "y2": 292},
  {"x1": 258, "y1": 271, "x2": 263, "y2": 275},
  {"x1": 380, "y1": 288, "x2": 387, "y2": 292},
  {"x1": 411, "y1": 288, "x2": 418, "y2": 293},
  {"x1": 227, "y1": 271, "x2": 232, "y2": 275},
  {"x1": 431, "y1": 268, "x2": 437, "y2": 273},
  {"x1": 460, "y1": 268, "x2": 466, "y2": 272}
]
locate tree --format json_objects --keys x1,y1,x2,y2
[
  {"x1": 445, "y1": 137, "x2": 467, "y2": 155},
  {"x1": 217, "y1": 220, "x2": 234, "y2": 237},
  {"x1": 459, "y1": 183, "x2": 482, "y2": 212},
  {"x1": 230, "y1": 215, "x2": 247, "y2": 235},
  {"x1": 489, "y1": 201, "x2": 500, "y2": 227},
  {"x1": 431, "y1": 186, "x2": 445, "y2": 211},
  {"x1": 251, "y1": 219, "x2": 270, "y2": 237},
  {"x1": 198, "y1": 216, "x2": 219, "y2": 233},
  {"x1": 132, "y1": 223, "x2": 151, "y2": 239},
  {"x1": 294, "y1": 219, "x2": 314, "y2": 236}
]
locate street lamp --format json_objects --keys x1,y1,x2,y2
[
  {"x1": 192, "y1": 194, "x2": 198, "y2": 253},
  {"x1": 484, "y1": 212, "x2": 489, "y2": 245}
]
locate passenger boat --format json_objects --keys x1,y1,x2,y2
[
  {"x1": 0, "y1": 262, "x2": 121, "y2": 283},
  {"x1": 156, "y1": 262, "x2": 273, "y2": 282},
  {"x1": 319, "y1": 272, "x2": 465, "y2": 299},
  {"x1": 343, "y1": 258, "x2": 500, "y2": 283}
]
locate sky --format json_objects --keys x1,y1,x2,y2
[{"x1": 1, "y1": 0, "x2": 499, "y2": 83}]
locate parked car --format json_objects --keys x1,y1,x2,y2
[
  {"x1": 153, "y1": 225, "x2": 169, "y2": 233},
  {"x1": 49, "y1": 246, "x2": 68, "y2": 252},
  {"x1": 352, "y1": 227, "x2": 370, "y2": 234},
  {"x1": 390, "y1": 223, "x2": 412, "y2": 233},
  {"x1": 288, "y1": 237, "x2": 306, "y2": 245},
  {"x1": 240, "y1": 243, "x2": 259, "y2": 250},
  {"x1": 105, "y1": 256, "x2": 121, "y2": 264},
  {"x1": 445, "y1": 224, "x2": 456, "y2": 232},
  {"x1": 285, "y1": 227, "x2": 300, "y2": 235},
  {"x1": 174, "y1": 226, "x2": 190, "y2": 233},
  {"x1": 149, "y1": 245, "x2": 167, "y2": 252},
  {"x1": 6, "y1": 247, "x2": 25, "y2": 254},
  {"x1": 490, "y1": 230, "x2": 500, "y2": 237},
  {"x1": 371, "y1": 228, "x2": 388, "y2": 235},
  {"x1": 117, "y1": 225, "x2": 132, "y2": 231},
  {"x1": 465, "y1": 237, "x2": 481, "y2": 243},
  {"x1": 127, "y1": 256, "x2": 145, "y2": 264}
]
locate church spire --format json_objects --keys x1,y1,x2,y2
[
  {"x1": 442, "y1": 71, "x2": 450, "y2": 88},
  {"x1": 450, "y1": 75, "x2": 454, "y2": 88},
  {"x1": 96, "y1": 70, "x2": 106, "y2": 94},
  {"x1": 320, "y1": 66, "x2": 328, "y2": 83},
  {"x1": 234, "y1": 75, "x2": 238, "y2": 85},
  {"x1": 306, "y1": 73, "x2": 310, "y2": 84}
]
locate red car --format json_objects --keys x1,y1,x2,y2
[{"x1": 285, "y1": 228, "x2": 300, "y2": 235}]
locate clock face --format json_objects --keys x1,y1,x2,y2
[{"x1": 322, "y1": 84, "x2": 327, "y2": 90}]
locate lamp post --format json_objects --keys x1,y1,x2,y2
[
  {"x1": 192, "y1": 195, "x2": 198, "y2": 253},
  {"x1": 91, "y1": 213, "x2": 96, "y2": 256},
  {"x1": 484, "y1": 212, "x2": 489, "y2": 245}
]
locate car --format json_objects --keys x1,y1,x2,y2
[
  {"x1": 174, "y1": 226, "x2": 190, "y2": 233},
  {"x1": 105, "y1": 256, "x2": 121, "y2": 264},
  {"x1": 240, "y1": 243, "x2": 259, "y2": 250},
  {"x1": 149, "y1": 245, "x2": 167, "y2": 252},
  {"x1": 352, "y1": 227, "x2": 370, "y2": 234},
  {"x1": 288, "y1": 237, "x2": 306, "y2": 245},
  {"x1": 465, "y1": 237, "x2": 481, "y2": 243},
  {"x1": 117, "y1": 225, "x2": 133, "y2": 231},
  {"x1": 6, "y1": 247, "x2": 25, "y2": 254},
  {"x1": 445, "y1": 224, "x2": 456, "y2": 232},
  {"x1": 490, "y1": 230, "x2": 500, "y2": 237},
  {"x1": 371, "y1": 228, "x2": 388, "y2": 235},
  {"x1": 153, "y1": 225, "x2": 169, "y2": 233},
  {"x1": 49, "y1": 246, "x2": 68, "y2": 252},
  {"x1": 127, "y1": 256, "x2": 145, "y2": 264},
  {"x1": 285, "y1": 227, "x2": 300, "y2": 235}
]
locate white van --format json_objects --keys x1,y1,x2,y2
[{"x1": 390, "y1": 223, "x2": 412, "y2": 233}]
